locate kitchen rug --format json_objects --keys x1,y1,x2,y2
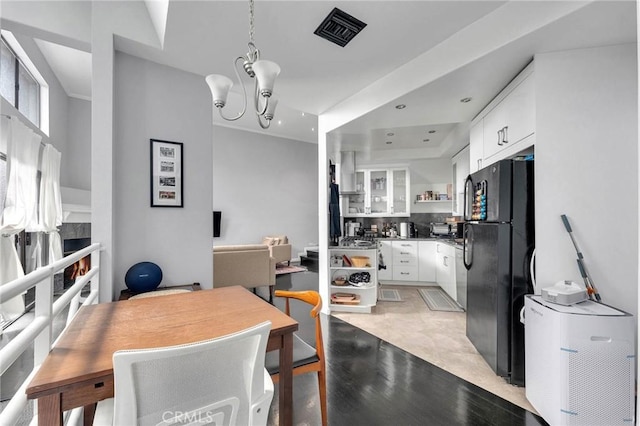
[
  {"x1": 378, "y1": 288, "x2": 402, "y2": 302},
  {"x1": 418, "y1": 288, "x2": 464, "y2": 312}
]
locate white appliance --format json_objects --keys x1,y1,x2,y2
[
  {"x1": 346, "y1": 222, "x2": 360, "y2": 237},
  {"x1": 399, "y1": 222, "x2": 408, "y2": 239},
  {"x1": 524, "y1": 295, "x2": 635, "y2": 426}
]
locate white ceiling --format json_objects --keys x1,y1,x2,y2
[{"x1": 2, "y1": 1, "x2": 636, "y2": 158}]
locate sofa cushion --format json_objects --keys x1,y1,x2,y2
[
  {"x1": 262, "y1": 237, "x2": 280, "y2": 246},
  {"x1": 274, "y1": 235, "x2": 288, "y2": 244},
  {"x1": 263, "y1": 235, "x2": 288, "y2": 245}
]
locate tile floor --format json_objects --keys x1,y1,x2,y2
[{"x1": 332, "y1": 284, "x2": 537, "y2": 414}]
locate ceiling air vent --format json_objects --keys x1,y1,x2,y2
[{"x1": 314, "y1": 8, "x2": 367, "y2": 47}]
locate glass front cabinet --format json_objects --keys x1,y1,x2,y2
[{"x1": 343, "y1": 167, "x2": 410, "y2": 217}]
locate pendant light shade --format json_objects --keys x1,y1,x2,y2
[
  {"x1": 252, "y1": 60, "x2": 280, "y2": 97},
  {"x1": 205, "y1": 74, "x2": 233, "y2": 108}
]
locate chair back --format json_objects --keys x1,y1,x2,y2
[
  {"x1": 111, "y1": 321, "x2": 273, "y2": 426},
  {"x1": 276, "y1": 290, "x2": 324, "y2": 365}
]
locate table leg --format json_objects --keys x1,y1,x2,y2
[
  {"x1": 279, "y1": 332, "x2": 294, "y2": 426},
  {"x1": 38, "y1": 394, "x2": 63, "y2": 426},
  {"x1": 83, "y1": 403, "x2": 96, "y2": 426}
]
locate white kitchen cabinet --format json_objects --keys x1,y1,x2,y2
[
  {"x1": 469, "y1": 121, "x2": 483, "y2": 173},
  {"x1": 329, "y1": 248, "x2": 378, "y2": 313},
  {"x1": 482, "y1": 71, "x2": 535, "y2": 162},
  {"x1": 470, "y1": 62, "x2": 535, "y2": 170},
  {"x1": 392, "y1": 241, "x2": 418, "y2": 281},
  {"x1": 451, "y1": 146, "x2": 470, "y2": 216},
  {"x1": 378, "y1": 240, "x2": 393, "y2": 280},
  {"x1": 436, "y1": 242, "x2": 456, "y2": 301},
  {"x1": 418, "y1": 241, "x2": 437, "y2": 282},
  {"x1": 344, "y1": 168, "x2": 410, "y2": 217},
  {"x1": 391, "y1": 169, "x2": 409, "y2": 215},
  {"x1": 455, "y1": 246, "x2": 467, "y2": 310}
]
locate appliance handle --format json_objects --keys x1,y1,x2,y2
[
  {"x1": 463, "y1": 175, "x2": 473, "y2": 221},
  {"x1": 463, "y1": 223, "x2": 473, "y2": 270},
  {"x1": 530, "y1": 247, "x2": 537, "y2": 294}
]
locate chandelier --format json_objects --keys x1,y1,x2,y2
[{"x1": 205, "y1": 0, "x2": 280, "y2": 129}]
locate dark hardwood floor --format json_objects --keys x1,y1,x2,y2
[{"x1": 268, "y1": 268, "x2": 548, "y2": 426}]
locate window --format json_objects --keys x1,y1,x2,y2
[{"x1": 1, "y1": 36, "x2": 40, "y2": 127}]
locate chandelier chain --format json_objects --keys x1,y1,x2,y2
[{"x1": 248, "y1": 0, "x2": 255, "y2": 44}]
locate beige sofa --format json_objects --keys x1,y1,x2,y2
[
  {"x1": 213, "y1": 244, "x2": 276, "y2": 291},
  {"x1": 262, "y1": 235, "x2": 292, "y2": 265}
]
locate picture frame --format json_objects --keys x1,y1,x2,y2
[{"x1": 150, "y1": 139, "x2": 183, "y2": 207}]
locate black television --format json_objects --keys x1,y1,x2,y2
[{"x1": 213, "y1": 211, "x2": 221, "y2": 237}]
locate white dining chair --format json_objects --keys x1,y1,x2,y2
[{"x1": 93, "y1": 321, "x2": 273, "y2": 426}]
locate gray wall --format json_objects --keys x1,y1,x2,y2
[
  {"x1": 212, "y1": 126, "x2": 318, "y2": 258},
  {"x1": 66, "y1": 97, "x2": 91, "y2": 190},
  {"x1": 535, "y1": 44, "x2": 637, "y2": 317},
  {"x1": 114, "y1": 52, "x2": 213, "y2": 291}
]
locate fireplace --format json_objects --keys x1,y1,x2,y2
[
  {"x1": 55, "y1": 223, "x2": 91, "y2": 294},
  {"x1": 63, "y1": 237, "x2": 91, "y2": 289}
]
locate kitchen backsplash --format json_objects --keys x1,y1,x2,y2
[{"x1": 355, "y1": 213, "x2": 452, "y2": 238}]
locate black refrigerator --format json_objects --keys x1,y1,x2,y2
[{"x1": 463, "y1": 159, "x2": 534, "y2": 386}]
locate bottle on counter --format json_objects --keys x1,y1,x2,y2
[{"x1": 390, "y1": 223, "x2": 398, "y2": 238}]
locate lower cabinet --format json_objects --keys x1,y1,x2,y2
[
  {"x1": 392, "y1": 241, "x2": 418, "y2": 281},
  {"x1": 436, "y1": 242, "x2": 456, "y2": 301},
  {"x1": 418, "y1": 241, "x2": 436, "y2": 282},
  {"x1": 376, "y1": 239, "x2": 456, "y2": 290},
  {"x1": 454, "y1": 246, "x2": 467, "y2": 310}
]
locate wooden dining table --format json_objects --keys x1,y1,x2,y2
[{"x1": 25, "y1": 286, "x2": 299, "y2": 426}]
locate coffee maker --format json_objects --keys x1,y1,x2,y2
[
  {"x1": 408, "y1": 222, "x2": 416, "y2": 238},
  {"x1": 400, "y1": 222, "x2": 416, "y2": 238}
]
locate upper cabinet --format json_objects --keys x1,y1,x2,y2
[
  {"x1": 344, "y1": 167, "x2": 410, "y2": 217},
  {"x1": 469, "y1": 121, "x2": 484, "y2": 173},
  {"x1": 451, "y1": 146, "x2": 470, "y2": 216},
  {"x1": 471, "y1": 62, "x2": 535, "y2": 170}
]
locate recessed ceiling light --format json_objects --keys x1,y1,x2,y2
[
  {"x1": 460, "y1": 97, "x2": 472, "y2": 103},
  {"x1": 386, "y1": 132, "x2": 395, "y2": 136},
  {"x1": 428, "y1": 130, "x2": 436, "y2": 134},
  {"x1": 312, "y1": 127, "x2": 315, "y2": 132},
  {"x1": 423, "y1": 139, "x2": 430, "y2": 142},
  {"x1": 386, "y1": 141, "x2": 392, "y2": 145},
  {"x1": 301, "y1": 112, "x2": 305, "y2": 116},
  {"x1": 278, "y1": 120, "x2": 282, "y2": 125},
  {"x1": 395, "y1": 104, "x2": 406, "y2": 110}
]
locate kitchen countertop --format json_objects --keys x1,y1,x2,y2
[
  {"x1": 335, "y1": 237, "x2": 464, "y2": 249},
  {"x1": 376, "y1": 237, "x2": 464, "y2": 247}
]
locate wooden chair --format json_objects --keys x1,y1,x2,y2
[{"x1": 265, "y1": 290, "x2": 327, "y2": 426}]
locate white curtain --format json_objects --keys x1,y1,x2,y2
[
  {"x1": 0, "y1": 116, "x2": 42, "y2": 317},
  {"x1": 38, "y1": 144, "x2": 63, "y2": 263}
]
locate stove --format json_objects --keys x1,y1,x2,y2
[{"x1": 339, "y1": 236, "x2": 376, "y2": 248}]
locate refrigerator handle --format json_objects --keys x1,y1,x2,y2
[
  {"x1": 463, "y1": 223, "x2": 473, "y2": 270},
  {"x1": 463, "y1": 175, "x2": 473, "y2": 221}
]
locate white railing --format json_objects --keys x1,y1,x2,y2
[{"x1": 0, "y1": 243, "x2": 102, "y2": 426}]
